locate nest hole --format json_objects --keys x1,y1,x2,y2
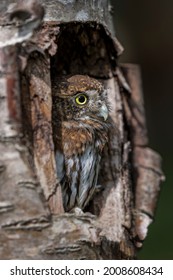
[{"x1": 50, "y1": 22, "x2": 118, "y2": 215}]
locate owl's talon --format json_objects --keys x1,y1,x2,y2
[{"x1": 70, "y1": 207, "x2": 84, "y2": 215}]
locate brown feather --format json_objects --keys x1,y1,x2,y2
[{"x1": 53, "y1": 75, "x2": 103, "y2": 97}]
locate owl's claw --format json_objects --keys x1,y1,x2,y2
[{"x1": 70, "y1": 207, "x2": 84, "y2": 215}]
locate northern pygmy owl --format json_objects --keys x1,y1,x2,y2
[{"x1": 52, "y1": 75, "x2": 109, "y2": 212}]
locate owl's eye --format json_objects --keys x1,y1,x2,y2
[{"x1": 75, "y1": 94, "x2": 88, "y2": 105}]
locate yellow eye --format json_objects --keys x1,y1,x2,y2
[{"x1": 75, "y1": 94, "x2": 88, "y2": 105}]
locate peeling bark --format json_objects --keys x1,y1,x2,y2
[{"x1": 0, "y1": 0, "x2": 164, "y2": 259}]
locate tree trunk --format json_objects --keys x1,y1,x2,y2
[{"x1": 0, "y1": 0, "x2": 164, "y2": 259}]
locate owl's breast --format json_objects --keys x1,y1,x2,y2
[
  {"x1": 61, "y1": 125, "x2": 94, "y2": 157},
  {"x1": 55, "y1": 142, "x2": 101, "y2": 211},
  {"x1": 54, "y1": 120, "x2": 108, "y2": 211}
]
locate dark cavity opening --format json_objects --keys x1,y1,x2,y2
[
  {"x1": 51, "y1": 22, "x2": 117, "y2": 80},
  {"x1": 51, "y1": 22, "x2": 117, "y2": 214}
]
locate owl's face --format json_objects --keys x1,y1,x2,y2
[
  {"x1": 54, "y1": 89, "x2": 108, "y2": 122},
  {"x1": 53, "y1": 75, "x2": 109, "y2": 123}
]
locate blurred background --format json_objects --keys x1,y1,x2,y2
[{"x1": 111, "y1": 0, "x2": 173, "y2": 259}]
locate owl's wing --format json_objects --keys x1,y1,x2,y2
[
  {"x1": 55, "y1": 150, "x2": 65, "y2": 182},
  {"x1": 77, "y1": 144, "x2": 101, "y2": 208},
  {"x1": 55, "y1": 145, "x2": 101, "y2": 211}
]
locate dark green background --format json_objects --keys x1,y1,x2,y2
[{"x1": 111, "y1": 0, "x2": 173, "y2": 259}]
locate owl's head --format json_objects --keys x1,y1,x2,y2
[{"x1": 52, "y1": 75, "x2": 109, "y2": 123}]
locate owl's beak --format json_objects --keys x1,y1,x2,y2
[{"x1": 98, "y1": 104, "x2": 109, "y2": 121}]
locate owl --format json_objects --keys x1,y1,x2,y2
[{"x1": 52, "y1": 75, "x2": 109, "y2": 212}]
